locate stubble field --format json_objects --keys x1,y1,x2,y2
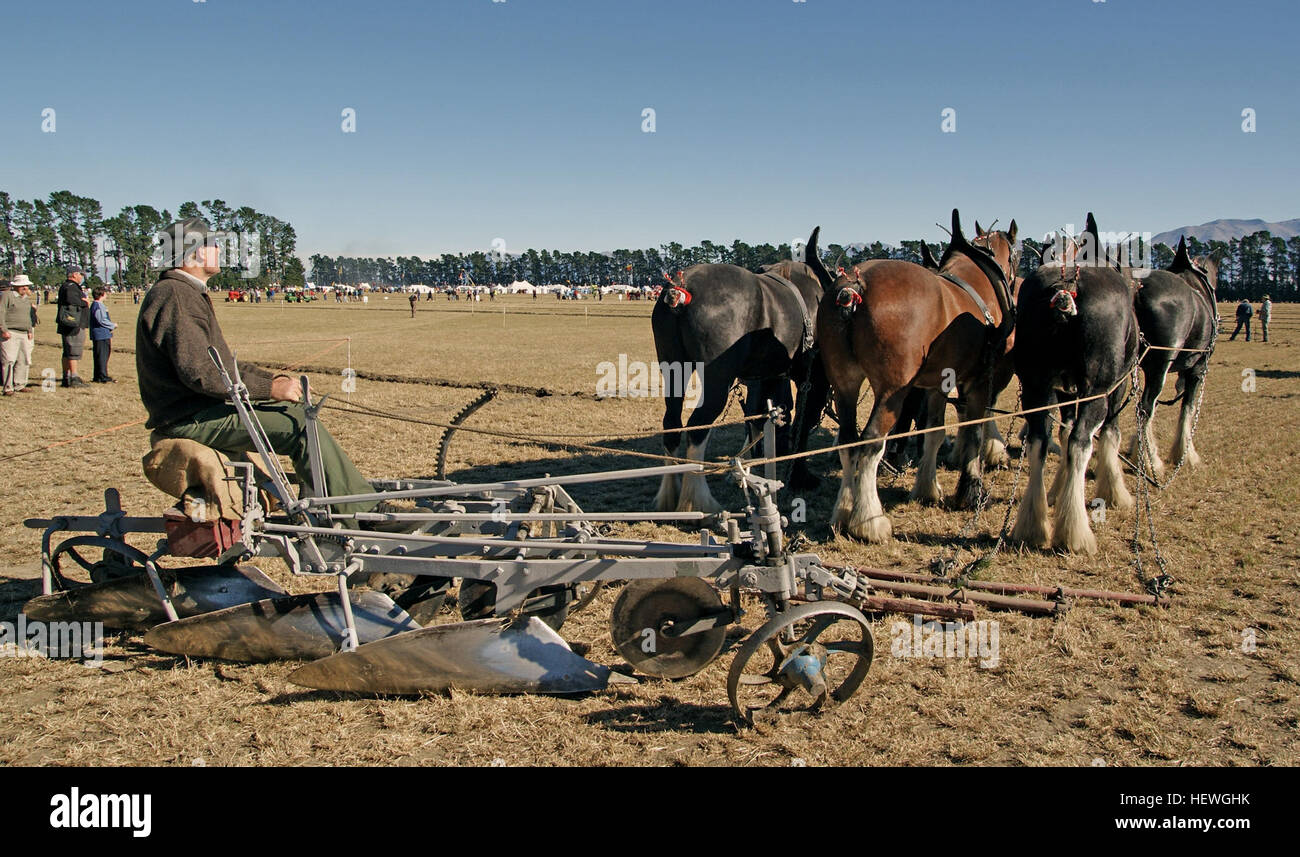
[{"x1": 1, "y1": 293, "x2": 1296, "y2": 767}]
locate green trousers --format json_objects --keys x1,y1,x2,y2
[{"x1": 160, "y1": 401, "x2": 377, "y2": 515}]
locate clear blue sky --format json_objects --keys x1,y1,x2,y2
[{"x1": 2, "y1": 0, "x2": 1295, "y2": 260}]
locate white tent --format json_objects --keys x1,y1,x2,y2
[
  {"x1": 407, "y1": 284, "x2": 437, "y2": 293},
  {"x1": 508, "y1": 280, "x2": 536, "y2": 294}
]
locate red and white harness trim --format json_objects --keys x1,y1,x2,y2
[
  {"x1": 836, "y1": 266, "x2": 864, "y2": 310},
  {"x1": 663, "y1": 271, "x2": 691, "y2": 307}
]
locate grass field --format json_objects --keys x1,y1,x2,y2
[{"x1": 1, "y1": 293, "x2": 1296, "y2": 766}]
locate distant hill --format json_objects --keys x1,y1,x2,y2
[{"x1": 1153, "y1": 218, "x2": 1300, "y2": 246}]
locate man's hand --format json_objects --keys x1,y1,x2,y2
[
  {"x1": 1, "y1": 330, "x2": 9, "y2": 341},
  {"x1": 270, "y1": 375, "x2": 303, "y2": 402}
]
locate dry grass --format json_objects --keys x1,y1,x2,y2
[{"x1": 1, "y1": 295, "x2": 1296, "y2": 767}]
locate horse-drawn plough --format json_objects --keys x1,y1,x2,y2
[{"x1": 23, "y1": 349, "x2": 895, "y2": 725}]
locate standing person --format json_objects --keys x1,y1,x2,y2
[
  {"x1": 1228, "y1": 298, "x2": 1253, "y2": 341},
  {"x1": 1, "y1": 275, "x2": 38, "y2": 395},
  {"x1": 409, "y1": 291, "x2": 417, "y2": 317},
  {"x1": 1259, "y1": 294, "x2": 1271, "y2": 342},
  {"x1": 89, "y1": 287, "x2": 117, "y2": 382},
  {"x1": 56, "y1": 264, "x2": 92, "y2": 387}
]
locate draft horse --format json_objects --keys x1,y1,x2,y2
[
  {"x1": 817, "y1": 210, "x2": 1018, "y2": 542},
  {"x1": 1011, "y1": 214, "x2": 1139, "y2": 554},
  {"x1": 652, "y1": 227, "x2": 833, "y2": 513},
  {"x1": 1128, "y1": 236, "x2": 1219, "y2": 476}
]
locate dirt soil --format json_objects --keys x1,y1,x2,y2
[{"x1": 1, "y1": 294, "x2": 1295, "y2": 766}]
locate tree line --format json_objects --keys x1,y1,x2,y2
[
  {"x1": 0, "y1": 191, "x2": 305, "y2": 292},
  {"x1": 3, "y1": 189, "x2": 1294, "y2": 301},
  {"x1": 311, "y1": 233, "x2": 1298, "y2": 301}
]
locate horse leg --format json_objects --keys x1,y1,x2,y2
[
  {"x1": 1128, "y1": 360, "x2": 1168, "y2": 478},
  {"x1": 788, "y1": 361, "x2": 828, "y2": 492},
  {"x1": 653, "y1": 392, "x2": 684, "y2": 511},
  {"x1": 1011, "y1": 399, "x2": 1052, "y2": 549},
  {"x1": 1053, "y1": 399, "x2": 1107, "y2": 554},
  {"x1": 1094, "y1": 415, "x2": 1134, "y2": 513},
  {"x1": 982, "y1": 363, "x2": 1013, "y2": 469},
  {"x1": 983, "y1": 418, "x2": 1009, "y2": 469},
  {"x1": 675, "y1": 378, "x2": 729, "y2": 515},
  {"x1": 953, "y1": 384, "x2": 992, "y2": 510},
  {"x1": 1169, "y1": 369, "x2": 1204, "y2": 468},
  {"x1": 829, "y1": 385, "x2": 862, "y2": 534},
  {"x1": 1049, "y1": 402, "x2": 1076, "y2": 505},
  {"x1": 847, "y1": 387, "x2": 909, "y2": 543},
  {"x1": 910, "y1": 389, "x2": 947, "y2": 505}
]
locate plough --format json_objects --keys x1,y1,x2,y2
[{"x1": 25, "y1": 349, "x2": 891, "y2": 726}]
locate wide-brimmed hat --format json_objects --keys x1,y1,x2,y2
[{"x1": 11, "y1": 274, "x2": 34, "y2": 288}]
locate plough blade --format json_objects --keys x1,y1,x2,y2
[
  {"x1": 287, "y1": 616, "x2": 622, "y2": 696},
  {"x1": 22, "y1": 564, "x2": 287, "y2": 630},
  {"x1": 143, "y1": 591, "x2": 418, "y2": 662}
]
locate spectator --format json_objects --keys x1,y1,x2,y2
[
  {"x1": 2, "y1": 276, "x2": 38, "y2": 395},
  {"x1": 90, "y1": 286, "x2": 117, "y2": 382},
  {"x1": 409, "y1": 291, "x2": 417, "y2": 317},
  {"x1": 1228, "y1": 298, "x2": 1253, "y2": 341},
  {"x1": 1259, "y1": 294, "x2": 1271, "y2": 343},
  {"x1": 56, "y1": 263, "x2": 92, "y2": 387}
]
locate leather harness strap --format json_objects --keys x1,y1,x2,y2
[
  {"x1": 938, "y1": 271, "x2": 996, "y2": 327},
  {"x1": 761, "y1": 270, "x2": 816, "y2": 351}
]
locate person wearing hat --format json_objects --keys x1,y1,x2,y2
[
  {"x1": 137, "y1": 217, "x2": 382, "y2": 515},
  {"x1": 1, "y1": 274, "x2": 38, "y2": 395},
  {"x1": 56, "y1": 263, "x2": 92, "y2": 387},
  {"x1": 1260, "y1": 294, "x2": 1271, "y2": 343}
]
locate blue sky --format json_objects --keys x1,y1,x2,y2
[{"x1": 2, "y1": 0, "x2": 1296, "y2": 259}]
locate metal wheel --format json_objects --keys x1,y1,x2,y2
[
  {"x1": 51, "y1": 536, "x2": 151, "y2": 588},
  {"x1": 726, "y1": 601, "x2": 873, "y2": 727},
  {"x1": 610, "y1": 578, "x2": 729, "y2": 679}
]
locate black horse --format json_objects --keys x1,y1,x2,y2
[
  {"x1": 652, "y1": 227, "x2": 832, "y2": 513},
  {"x1": 1011, "y1": 214, "x2": 1139, "y2": 554},
  {"x1": 1127, "y1": 236, "x2": 1219, "y2": 476}
]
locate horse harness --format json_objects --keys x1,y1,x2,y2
[{"x1": 759, "y1": 269, "x2": 816, "y2": 352}]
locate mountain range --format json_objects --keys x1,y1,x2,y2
[{"x1": 1152, "y1": 218, "x2": 1300, "y2": 246}]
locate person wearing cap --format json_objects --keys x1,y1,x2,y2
[
  {"x1": 2, "y1": 275, "x2": 39, "y2": 395},
  {"x1": 1259, "y1": 294, "x2": 1271, "y2": 343},
  {"x1": 56, "y1": 263, "x2": 92, "y2": 387},
  {"x1": 136, "y1": 217, "x2": 379, "y2": 516}
]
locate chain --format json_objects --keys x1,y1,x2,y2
[{"x1": 1130, "y1": 371, "x2": 1174, "y2": 596}]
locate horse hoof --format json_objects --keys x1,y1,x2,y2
[
  {"x1": 909, "y1": 483, "x2": 944, "y2": 506},
  {"x1": 1053, "y1": 530, "x2": 1098, "y2": 555},
  {"x1": 1011, "y1": 520, "x2": 1051, "y2": 550},
  {"x1": 848, "y1": 513, "x2": 892, "y2": 543},
  {"x1": 953, "y1": 482, "x2": 986, "y2": 511}
]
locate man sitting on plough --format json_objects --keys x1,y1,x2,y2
[
  {"x1": 135, "y1": 218, "x2": 443, "y2": 619},
  {"x1": 136, "y1": 217, "x2": 377, "y2": 516}
]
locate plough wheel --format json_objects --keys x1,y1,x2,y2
[
  {"x1": 726, "y1": 601, "x2": 873, "y2": 727},
  {"x1": 50, "y1": 536, "x2": 150, "y2": 588},
  {"x1": 610, "y1": 578, "x2": 728, "y2": 680}
]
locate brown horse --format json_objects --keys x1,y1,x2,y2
[{"x1": 817, "y1": 210, "x2": 1018, "y2": 542}]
